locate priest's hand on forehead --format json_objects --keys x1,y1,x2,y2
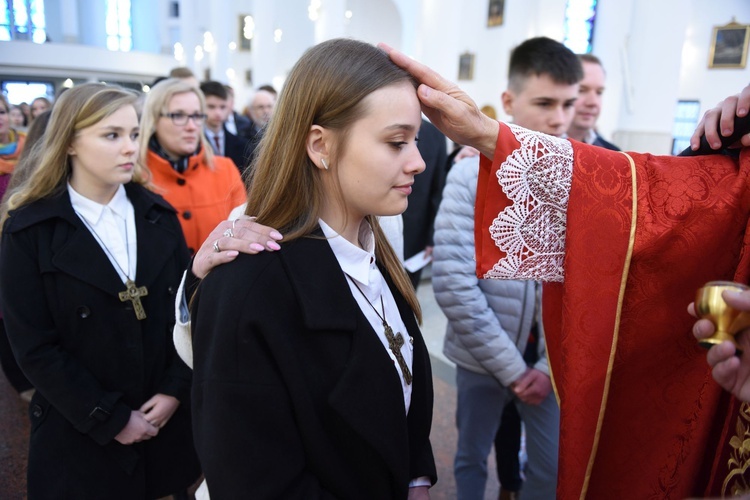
[{"x1": 379, "y1": 43, "x2": 499, "y2": 159}]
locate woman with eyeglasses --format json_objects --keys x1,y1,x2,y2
[{"x1": 139, "y1": 78, "x2": 246, "y2": 253}]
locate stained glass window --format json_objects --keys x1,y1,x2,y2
[
  {"x1": 106, "y1": 0, "x2": 132, "y2": 52},
  {"x1": 563, "y1": 0, "x2": 597, "y2": 54},
  {"x1": 1, "y1": 0, "x2": 46, "y2": 43},
  {"x1": 671, "y1": 100, "x2": 701, "y2": 155}
]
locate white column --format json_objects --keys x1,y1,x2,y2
[
  {"x1": 609, "y1": 0, "x2": 691, "y2": 153},
  {"x1": 131, "y1": 0, "x2": 160, "y2": 53},
  {"x1": 251, "y1": 1, "x2": 278, "y2": 87},
  {"x1": 206, "y1": 2, "x2": 232, "y2": 83},
  {"x1": 315, "y1": 0, "x2": 346, "y2": 43},
  {"x1": 76, "y1": 0, "x2": 107, "y2": 48},
  {"x1": 180, "y1": 0, "x2": 202, "y2": 76},
  {"x1": 60, "y1": 0, "x2": 79, "y2": 43}
]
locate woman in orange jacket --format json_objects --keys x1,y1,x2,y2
[{"x1": 138, "y1": 79, "x2": 246, "y2": 253}]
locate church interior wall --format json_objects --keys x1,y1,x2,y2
[{"x1": 0, "y1": 0, "x2": 749, "y2": 153}]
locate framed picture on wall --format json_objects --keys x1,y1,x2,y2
[
  {"x1": 487, "y1": 0, "x2": 504, "y2": 27},
  {"x1": 458, "y1": 52, "x2": 475, "y2": 81},
  {"x1": 709, "y1": 20, "x2": 750, "y2": 68}
]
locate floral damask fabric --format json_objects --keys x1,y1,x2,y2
[{"x1": 475, "y1": 122, "x2": 750, "y2": 498}]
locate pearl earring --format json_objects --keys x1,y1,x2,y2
[{"x1": 321, "y1": 158, "x2": 329, "y2": 170}]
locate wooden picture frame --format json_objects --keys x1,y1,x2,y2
[
  {"x1": 709, "y1": 21, "x2": 750, "y2": 68},
  {"x1": 458, "y1": 52, "x2": 475, "y2": 81},
  {"x1": 487, "y1": 0, "x2": 504, "y2": 27}
]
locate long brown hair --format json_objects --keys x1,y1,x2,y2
[
  {"x1": 246, "y1": 38, "x2": 422, "y2": 322},
  {"x1": 1, "y1": 83, "x2": 143, "y2": 226}
]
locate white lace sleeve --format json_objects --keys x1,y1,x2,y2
[{"x1": 483, "y1": 124, "x2": 573, "y2": 282}]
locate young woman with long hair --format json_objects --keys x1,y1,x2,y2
[
  {"x1": 0, "y1": 83, "x2": 200, "y2": 499},
  {"x1": 191, "y1": 38, "x2": 436, "y2": 499}
]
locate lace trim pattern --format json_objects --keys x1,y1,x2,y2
[{"x1": 483, "y1": 124, "x2": 573, "y2": 282}]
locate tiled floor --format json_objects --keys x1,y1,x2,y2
[{"x1": 0, "y1": 279, "x2": 501, "y2": 499}]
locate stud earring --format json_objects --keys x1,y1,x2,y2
[{"x1": 321, "y1": 158, "x2": 329, "y2": 170}]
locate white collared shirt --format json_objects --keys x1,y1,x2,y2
[
  {"x1": 319, "y1": 219, "x2": 414, "y2": 413},
  {"x1": 581, "y1": 128, "x2": 597, "y2": 145},
  {"x1": 68, "y1": 183, "x2": 137, "y2": 284},
  {"x1": 225, "y1": 113, "x2": 238, "y2": 135}
]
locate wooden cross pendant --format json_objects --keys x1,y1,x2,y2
[
  {"x1": 383, "y1": 322, "x2": 412, "y2": 385},
  {"x1": 118, "y1": 279, "x2": 148, "y2": 320}
]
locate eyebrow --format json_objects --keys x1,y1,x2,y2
[
  {"x1": 384, "y1": 124, "x2": 418, "y2": 132},
  {"x1": 98, "y1": 125, "x2": 139, "y2": 132}
]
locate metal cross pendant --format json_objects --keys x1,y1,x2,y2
[
  {"x1": 383, "y1": 322, "x2": 412, "y2": 385},
  {"x1": 118, "y1": 279, "x2": 148, "y2": 320}
]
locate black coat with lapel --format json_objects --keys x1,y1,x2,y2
[
  {"x1": 222, "y1": 124, "x2": 252, "y2": 175},
  {"x1": 0, "y1": 183, "x2": 201, "y2": 499},
  {"x1": 192, "y1": 233, "x2": 436, "y2": 499},
  {"x1": 402, "y1": 119, "x2": 448, "y2": 259}
]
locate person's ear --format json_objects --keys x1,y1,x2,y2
[
  {"x1": 501, "y1": 90, "x2": 514, "y2": 116},
  {"x1": 306, "y1": 124, "x2": 331, "y2": 171}
]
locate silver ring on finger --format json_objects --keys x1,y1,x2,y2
[
  {"x1": 213, "y1": 240, "x2": 221, "y2": 253},
  {"x1": 223, "y1": 228, "x2": 234, "y2": 238},
  {"x1": 232, "y1": 218, "x2": 240, "y2": 230}
]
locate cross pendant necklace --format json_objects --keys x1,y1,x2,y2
[
  {"x1": 119, "y1": 280, "x2": 148, "y2": 320},
  {"x1": 348, "y1": 277, "x2": 412, "y2": 385},
  {"x1": 76, "y1": 209, "x2": 148, "y2": 320}
]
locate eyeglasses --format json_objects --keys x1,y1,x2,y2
[{"x1": 160, "y1": 112, "x2": 207, "y2": 126}]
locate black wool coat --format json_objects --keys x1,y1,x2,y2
[
  {"x1": 222, "y1": 124, "x2": 252, "y2": 175},
  {"x1": 191, "y1": 233, "x2": 437, "y2": 499},
  {"x1": 402, "y1": 119, "x2": 448, "y2": 259},
  {"x1": 0, "y1": 183, "x2": 201, "y2": 499}
]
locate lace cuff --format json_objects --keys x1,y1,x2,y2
[{"x1": 483, "y1": 124, "x2": 573, "y2": 282}]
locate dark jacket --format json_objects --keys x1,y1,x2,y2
[
  {"x1": 191, "y1": 233, "x2": 436, "y2": 499},
  {"x1": 402, "y1": 119, "x2": 448, "y2": 259},
  {"x1": 222, "y1": 124, "x2": 252, "y2": 174},
  {"x1": 593, "y1": 133, "x2": 620, "y2": 151},
  {"x1": 0, "y1": 183, "x2": 200, "y2": 499}
]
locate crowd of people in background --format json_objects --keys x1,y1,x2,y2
[{"x1": 0, "y1": 33, "x2": 748, "y2": 500}]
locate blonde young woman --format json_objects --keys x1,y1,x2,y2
[
  {"x1": 0, "y1": 83, "x2": 200, "y2": 499},
  {"x1": 138, "y1": 78, "x2": 246, "y2": 253},
  {"x1": 191, "y1": 39, "x2": 436, "y2": 499}
]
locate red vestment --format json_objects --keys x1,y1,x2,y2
[{"x1": 475, "y1": 123, "x2": 750, "y2": 498}]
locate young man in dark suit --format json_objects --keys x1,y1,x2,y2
[{"x1": 200, "y1": 81, "x2": 252, "y2": 173}]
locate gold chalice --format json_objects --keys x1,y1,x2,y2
[{"x1": 695, "y1": 281, "x2": 750, "y2": 351}]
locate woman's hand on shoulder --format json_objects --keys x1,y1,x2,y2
[{"x1": 192, "y1": 216, "x2": 283, "y2": 278}]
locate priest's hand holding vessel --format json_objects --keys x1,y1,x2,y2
[{"x1": 695, "y1": 281, "x2": 750, "y2": 351}]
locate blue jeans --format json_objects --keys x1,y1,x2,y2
[{"x1": 454, "y1": 366, "x2": 559, "y2": 500}]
